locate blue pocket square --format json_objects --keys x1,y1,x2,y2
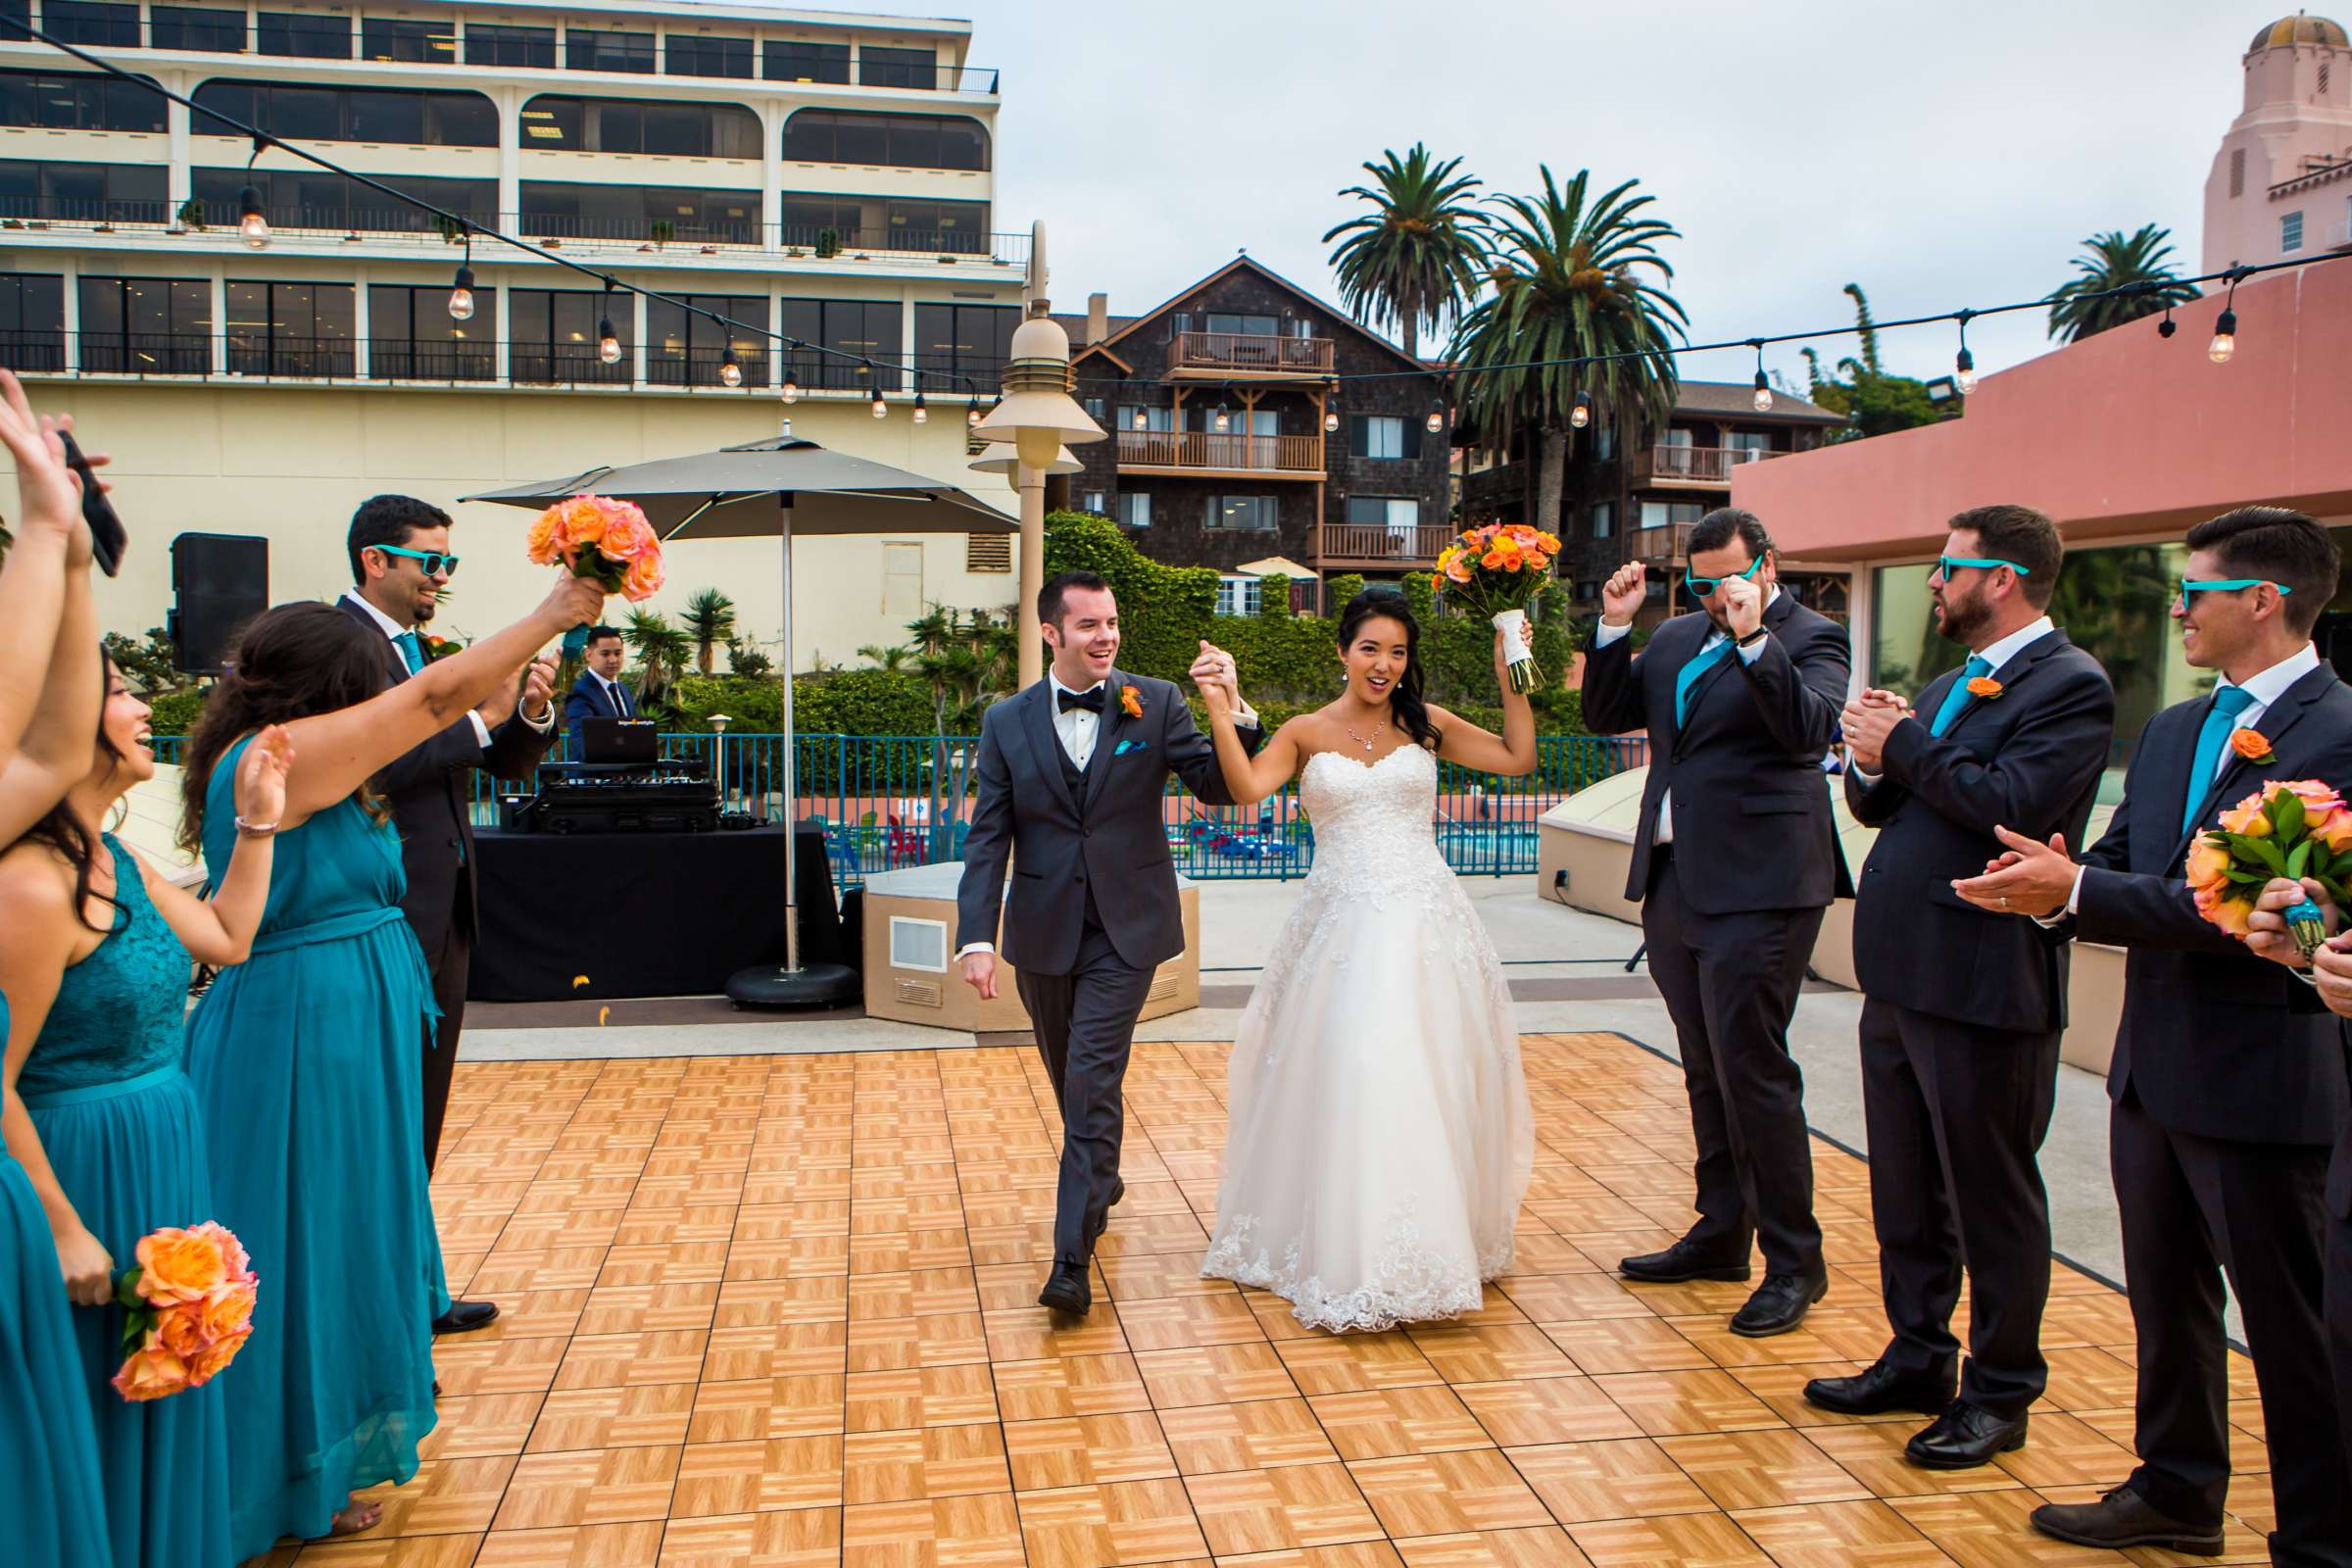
[{"x1": 1114, "y1": 739, "x2": 1149, "y2": 758}]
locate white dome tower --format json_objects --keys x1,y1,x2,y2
[{"x1": 2204, "y1": 13, "x2": 2352, "y2": 271}]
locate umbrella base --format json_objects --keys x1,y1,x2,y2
[{"x1": 725, "y1": 961, "x2": 860, "y2": 1010}]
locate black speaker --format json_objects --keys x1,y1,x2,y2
[{"x1": 169, "y1": 533, "x2": 268, "y2": 675}]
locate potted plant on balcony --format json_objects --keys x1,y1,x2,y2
[
  {"x1": 650, "y1": 219, "x2": 676, "y2": 251},
  {"x1": 814, "y1": 227, "x2": 841, "y2": 259},
  {"x1": 435, "y1": 213, "x2": 465, "y2": 245}
]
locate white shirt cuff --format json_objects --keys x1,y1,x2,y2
[
  {"x1": 1849, "y1": 763, "x2": 1883, "y2": 784},
  {"x1": 1593, "y1": 619, "x2": 1633, "y2": 648},
  {"x1": 519, "y1": 701, "x2": 555, "y2": 733},
  {"x1": 467, "y1": 711, "x2": 493, "y2": 750},
  {"x1": 2032, "y1": 865, "x2": 2087, "y2": 927},
  {"x1": 1737, "y1": 635, "x2": 1767, "y2": 665},
  {"x1": 955, "y1": 942, "x2": 994, "y2": 958},
  {"x1": 1233, "y1": 699, "x2": 1259, "y2": 730}
]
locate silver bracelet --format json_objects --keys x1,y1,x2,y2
[{"x1": 233, "y1": 816, "x2": 279, "y2": 838}]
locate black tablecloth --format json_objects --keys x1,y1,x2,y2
[{"x1": 469, "y1": 823, "x2": 844, "y2": 1002}]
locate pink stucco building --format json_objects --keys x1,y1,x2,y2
[{"x1": 2204, "y1": 13, "x2": 2352, "y2": 271}]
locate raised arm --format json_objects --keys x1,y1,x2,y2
[
  {"x1": 277, "y1": 574, "x2": 604, "y2": 823},
  {"x1": 0, "y1": 858, "x2": 114, "y2": 1304},
  {"x1": 0, "y1": 551, "x2": 99, "y2": 847},
  {"x1": 1579, "y1": 563, "x2": 1650, "y2": 738},
  {"x1": 0, "y1": 373, "x2": 99, "y2": 755},
  {"x1": 1430, "y1": 627, "x2": 1538, "y2": 778},
  {"x1": 1737, "y1": 617, "x2": 1848, "y2": 758},
  {"x1": 139, "y1": 725, "x2": 288, "y2": 966}
]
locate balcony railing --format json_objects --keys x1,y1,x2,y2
[
  {"x1": 366, "y1": 341, "x2": 498, "y2": 381},
  {"x1": 1627, "y1": 522, "x2": 1693, "y2": 563},
  {"x1": 1168, "y1": 330, "x2": 1335, "y2": 375},
  {"x1": 1631, "y1": 444, "x2": 1779, "y2": 485},
  {"x1": 1317, "y1": 522, "x2": 1457, "y2": 566},
  {"x1": 1116, "y1": 429, "x2": 1324, "y2": 475}
]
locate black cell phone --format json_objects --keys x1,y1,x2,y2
[{"x1": 58, "y1": 430, "x2": 125, "y2": 578}]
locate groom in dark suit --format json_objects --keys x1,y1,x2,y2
[
  {"x1": 956, "y1": 570, "x2": 1260, "y2": 1315},
  {"x1": 1820, "y1": 505, "x2": 2115, "y2": 1468},
  {"x1": 1957, "y1": 507, "x2": 2352, "y2": 1563},
  {"x1": 1581, "y1": 508, "x2": 1852, "y2": 1339},
  {"x1": 340, "y1": 494, "x2": 559, "y2": 1336}
]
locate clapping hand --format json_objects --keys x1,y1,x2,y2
[
  {"x1": 1950, "y1": 826, "x2": 2077, "y2": 917},
  {"x1": 232, "y1": 723, "x2": 293, "y2": 826},
  {"x1": 1600, "y1": 562, "x2": 1645, "y2": 627},
  {"x1": 1839, "y1": 689, "x2": 1911, "y2": 772}
]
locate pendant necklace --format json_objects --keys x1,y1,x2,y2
[{"x1": 1344, "y1": 715, "x2": 1388, "y2": 753}]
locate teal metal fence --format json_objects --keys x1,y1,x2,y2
[{"x1": 150, "y1": 732, "x2": 1647, "y2": 890}]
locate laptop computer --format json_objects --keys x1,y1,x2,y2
[{"x1": 578, "y1": 715, "x2": 659, "y2": 766}]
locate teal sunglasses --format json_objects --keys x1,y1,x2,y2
[
  {"x1": 1936, "y1": 555, "x2": 2032, "y2": 579},
  {"x1": 372, "y1": 543, "x2": 461, "y2": 577},
  {"x1": 1684, "y1": 557, "x2": 1763, "y2": 598},
  {"x1": 2179, "y1": 577, "x2": 2291, "y2": 599}
]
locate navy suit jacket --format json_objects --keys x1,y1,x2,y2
[
  {"x1": 564, "y1": 671, "x2": 636, "y2": 726},
  {"x1": 1847, "y1": 630, "x2": 2115, "y2": 1032},
  {"x1": 2056, "y1": 663, "x2": 2352, "y2": 1147}
]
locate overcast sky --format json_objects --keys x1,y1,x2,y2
[{"x1": 798, "y1": 0, "x2": 2259, "y2": 393}]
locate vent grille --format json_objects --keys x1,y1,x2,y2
[{"x1": 966, "y1": 533, "x2": 1012, "y2": 573}]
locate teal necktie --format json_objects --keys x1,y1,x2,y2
[
  {"x1": 1675, "y1": 635, "x2": 1734, "y2": 727},
  {"x1": 394, "y1": 630, "x2": 424, "y2": 675},
  {"x1": 2182, "y1": 685, "x2": 2259, "y2": 834},
  {"x1": 1929, "y1": 656, "x2": 1994, "y2": 737}
]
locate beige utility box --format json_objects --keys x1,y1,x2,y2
[{"x1": 860, "y1": 861, "x2": 1202, "y2": 1032}]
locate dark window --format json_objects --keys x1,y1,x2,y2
[
  {"x1": 41, "y1": 1, "x2": 139, "y2": 46},
  {"x1": 192, "y1": 79, "x2": 497, "y2": 146},
  {"x1": 912, "y1": 302, "x2": 1012, "y2": 387},
  {"x1": 763, "y1": 39, "x2": 849, "y2": 82},
  {"x1": 0, "y1": 70, "x2": 167, "y2": 132},
  {"x1": 76, "y1": 275, "x2": 212, "y2": 374},
  {"x1": 0, "y1": 158, "x2": 165, "y2": 221},
  {"x1": 776, "y1": 192, "x2": 990, "y2": 254},
  {"x1": 368, "y1": 283, "x2": 495, "y2": 381},
  {"x1": 510, "y1": 288, "x2": 630, "y2": 385},
  {"x1": 465, "y1": 24, "x2": 554, "y2": 69},
  {"x1": 564, "y1": 27, "x2": 654, "y2": 74},
  {"x1": 1204, "y1": 495, "x2": 1280, "y2": 530},
  {"x1": 1177, "y1": 311, "x2": 1282, "y2": 337},
  {"x1": 256, "y1": 10, "x2": 349, "y2": 58},
  {"x1": 0, "y1": 0, "x2": 25, "y2": 28},
  {"x1": 664, "y1": 34, "x2": 751, "y2": 79},
  {"x1": 223, "y1": 279, "x2": 354, "y2": 376},
  {"x1": 781, "y1": 110, "x2": 987, "y2": 171},
  {"x1": 1348, "y1": 414, "x2": 1420, "y2": 460},
  {"x1": 518, "y1": 180, "x2": 759, "y2": 246},
  {"x1": 518, "y1": 94, "x2": 759, "y2": 158},
  {"x1": 647, "y1": 294, "x2": 765, "y2": 388},
  {"x1": 858, "y1": 45, "x2": 935, "y2": 89},
  {"x1": 0, "y1": 271, "x2": 65, "y2": 370},
  {"x1": 361, "y1": 18, "x2": 454, "y2": 64},
  {"x1": 194, "y1": 166, "x2": 492, "y2": 234},
  {"x1": 149, "y1": 6, "x2": 245, "y2": 51},
  {"x1": 777, "y1": 298, "x2": 900, "y2": 391}
]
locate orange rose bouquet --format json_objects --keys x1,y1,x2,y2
[
  {"x1": 525, "y1": 494, "x2": 665, "y2": 603},
  {"x1": 1428, "y1": 521, "x2": 1559, "y2": 693},
  {"x1": 106, "y1": 1222, "x2": 258, "y2": 1401},
  {"x1": 2186, "y1": 778, "x2": 2352, "y2": 954}
]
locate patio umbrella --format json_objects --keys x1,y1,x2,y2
[{"x1": 464, "y1": 432, "x2": 1016, "y2": 1007}]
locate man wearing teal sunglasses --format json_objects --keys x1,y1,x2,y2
[{"x1": 1955, "y1": 506, "x2": 2352, "y2": 1559}]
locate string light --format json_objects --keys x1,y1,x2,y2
[
  {"x1": 911, "y1": 391, "x2": 927, "y2": 424},
  {"x1": 1212, "y1": 402, "x2": 1230, "y2": 432},
  {"x1": 1323, "y1": 408, "x2": 1339, "y2": 433},
  {"x1": 446, "y1": 229, "x2": 474, "y2": 321},
  {"x1": 1953, "y1": 310, "x2": 1977, "y2": 396},
  {"x1": 1425, "y1": 401, "x2": 1446, "y2": 434},
  {"x1": 869, "y1": 365, "x2": 888, "y2": 418},
  {"x1": 780, "y1": 369, "x2": 799, "y2": 404},
  {"x1": 965, "y1": 394, "x2": 982, "y2": 427},
  {"x1": 2209, "y1": 270, "x2": 2242, "y2": 365},
  {"x1": 1570, "y1": 390, "x2": 1591, "y2": 429},
  {"x1": 1750, "y1": 341, "x2": 1773, "y2": 413},
  {"x1": 717, "y1": 344, "x2": 742, "y2": 388},
  {"x1": 2157, "y1": 305, "x2": 2178, "y2": 340},
  {"x1": 1131, "y1": 407, "x2": 1148, "y2": 430}
]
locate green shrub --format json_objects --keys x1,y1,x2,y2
[
  {"x1": 147, "y1": 688, "x2": 207, "y2": 737},
  {"x1": 665, "y1": 669, "x2": 934, "y2": 737}
]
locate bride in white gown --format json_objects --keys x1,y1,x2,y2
[{"x1": 1197, "y1": 589, "x2": 1539, "y2": 1333}]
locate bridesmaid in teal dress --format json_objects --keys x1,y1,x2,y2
[
  {"x1": 179, "y1": 572, "x2": 604, "y2": 1557},
  {"x1": 0, "y1": 368, "x2": 122, "y2": 1567},
  {"x1": 0, "y1": 657, "x2": 289, "y2": 1568}
]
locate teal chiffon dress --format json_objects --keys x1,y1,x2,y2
[
  {"x1": 20, "y1": 835, "x2": 230, "y2": 1568},
  {"x1": 185, "y1": 738, "x2": 445, "y2": 1560},
  {"x1": 0, "y1": 989, "x2": 115, "y2": 1568}
]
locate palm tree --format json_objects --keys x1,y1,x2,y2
[
  {"x1": 621, "y1": 607, "x2": 692, "y2": 706},
  {"x1": 1447, "y1": 167, "x2": 1686, "y2": 536},
  {"x1": 678, "y1": 587, "x2": 737, "y2": 675},
  {"x1": 1323, "y1": 144, "x2": 1490, "y2": 360},
  {"x1": 2047, "y1": 224, "x2": 2201, "y2": 343},
  {"x1": 858, "y1": 642, "x2": 913, "y2": 672}
]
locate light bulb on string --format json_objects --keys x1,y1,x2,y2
[
  {"x1": 1323, "y1": 408, "x2": 1339, "y2": 433},
  {"x1": 1212, "y1": 402, "x2": 1230, "y2": 432},
  {"x1": 237, "y1": 185, "x2": 268, "y2": 250},
  {"x1": 2157, "y1": 306, "x2": 2178, "y2": 339},
  {"x1": 1570, "y1": 390, "x2": 1591, "y2": 429},
  {"x1": 780, "y1": 369, "x2": 800, "y2": 404},
  {"x1": 1750, "y1": 341, "x2": 1773, "y2": 413},
  {"x1": 596, "y1": 317, "x2": 620, "y2": 366},
  {"x1": 717, "y1": 345, "x2": 742, "y2": 387},
  {"x1": 911, "y1": 391, "x2": 927, "y2": 424},
  {"x1": 2209, "y1": 309, "x2": 2237, "y2": 364},
  {"x1": 1425, "y1": 401, "x2": 1446, "y2": 435},
  {"x1": 1952, "y1": 311, "x2": 1977, "y2": 395},
  {"x1": 870, "y1": 371, "x2": 888, "y2": 418},
  {"x1": 965, "y1": 394, "x2": 981, "y2": 427},
  {"x1": 1132, "y1": 407, "x2": 1148, "y2": 430},
  {"x1": 448, "y1": 233, "x2": 475, "y2": 322}
]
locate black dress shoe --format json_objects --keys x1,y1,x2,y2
[
  {"x1": 431, "y1": 1298, "x2": 499, "y2": 1336},
  {"x1": 1618, "y1": 1239, "x2": 1751, "y2": 1284},
  {"x1": 1729, "y1": 1272, "x2": 1827, "y2": 1338},
  {"x1": 2030, "y1": 1485, "x2": 2225, "y2": 1554},
  {"x1": 1038, "y1": 1257, "x2": 1091, "y2": 1316},
  {"x1": 1802, "y1": 1361, "x2": 1955, "y2": 1416},
  {"x1": 1904, "y1": 1400, "x2": 2027, "y2": 1469}
]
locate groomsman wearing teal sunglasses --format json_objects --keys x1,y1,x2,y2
[
  {"x1": 1955, "y1": 508, "x2": 2352, "y2": 1561},
  {"x1": 1821, "y1": 505, "x2": 2114, "y2": 1469},
  {"x1": 1583, "y1": 509, "x2": 1852, "y2": 1341}
]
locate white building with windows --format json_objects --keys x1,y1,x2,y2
[
  {"x1": 2204, "y1": 13, "x2": 2352, "y2": 271},
  {"x1": 0, "y1": 0, "x2": 1026, "y2": 669}
]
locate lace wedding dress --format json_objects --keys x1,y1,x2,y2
[{"x1": 1200, "y1": 743, "x2": 1534, "y2": 1332}]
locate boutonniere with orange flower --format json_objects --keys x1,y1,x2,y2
[
  {"x1": 1119, "y1": 684, "x2": 1143, "y2": 720},
  {"x1": 419, "y1": 633, "x2": 463, "y2": 663},
  {"x1": 1966, "y1": 675, "x2": 2004, "y2": 701},
  {"x1": 2230, "y1": 728, "x2": 2277, "y2": 766}
]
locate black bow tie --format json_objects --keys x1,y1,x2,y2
[{"x1": 1057, "y1": 686, "x2": 1106, "y2": 714}]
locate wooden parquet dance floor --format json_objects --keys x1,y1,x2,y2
[{"x1": 259, "y1": 1032, "x2": 2276, "y2": 1567}]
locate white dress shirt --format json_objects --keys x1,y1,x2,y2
[
  {"x1": 1849, "y1": 614, "x2": 2054, "y2": 787},
  {"x1": 2050, "y1": 640, "x2": 2321, "y2": 918},
  {"x1": 1592, "y1": 587, "x2": 1780, "y2": 845},
  {"x1": 341, "y1": 589, "x2": 553, "y2": 747}
]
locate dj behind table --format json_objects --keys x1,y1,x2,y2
[{"x1": 468, "y1": 717, "x2": 848, "y2": 1002}]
